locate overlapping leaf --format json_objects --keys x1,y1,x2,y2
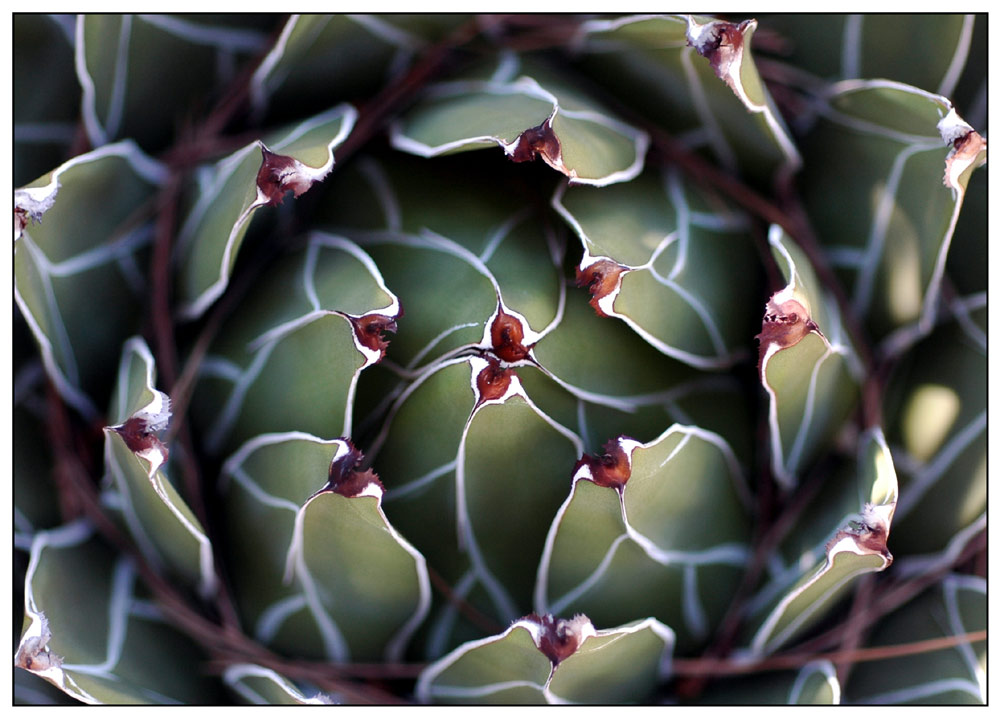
[
  {"x1": 250, "y1": 14, "x2": 465, "y2": 121},
  {"x1": 415, "y1": 614, "x2": 674, "y2": 704},
  {"x1": 321, "y1": 151, "x2": 754, "y2": 460},
  {"x1": 368, "y1": 356, "x2": 583, "y2": 656},
  {"x1": 554, "y1": 165, "x2": 758, "y2": 368},
  {"x1": 223, "y1": 664, "x2": 330, "y2": 705},
  {"x1": 535, "y1": 425, "x2": 751, "y2": 654},
  {"x1": 883, "y1": 305, "x2": 986, "y2": 566},
  {"x1": 797, "y1": 79, "x2": 986, "y2": 348},
  {"x1": 570, "y1": 14, "x2": 801, "y2": 184},
  {"x1": 843, "y1": 574, "x2": 985, "y2": 704},
  {"x1": 75, "y1": 14, "x2": 269, "y2": 150},
  {"x1": 220, "y1": 433, "x2": 429, "y2": 662},
  {"x1": 103, "y1": 336, "x2": 217, "y2": 598},
  {"x1": 14, "y1": 140, "x2": 167, "y2": 418},
  {"x1": 175, "y1": 104, "x2": 357, "y2": 319},
  {"x1": 15, "y1": 521, "x2": 224, "y2": 704},
  {"x1": 699, "y1": 661, "x2": 841, "y2": 705},
  {"x1": 759, "y1": 14, "x2": 977, "y2": 96},
  {"x1": 390, "y1": 53, "x2": 649, "y2": 186},
  {"x1": 744, "y1": 428, "x2": 897, "y2": 656},
  {"x1": 13, "y1": 14, "x2": 81, "y2": 187},
  {"x1": 189, "y1": 232, "x2": 399, "y2": 457},
  {"x1": 757, "y1": 225, "x2": 861, "y2": 489}
]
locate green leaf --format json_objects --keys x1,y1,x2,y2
[
  {"x1": 844, "y1": 574, "x2": 985, "y2": 704},
  {"x1": 75, "y1": 14, "x2": 268, "y2": 149},
  {"x1": 223, "y1": 664, "x2": 330, "y2": 705},
  {"x1": 746, "y1": 428, "x2": 898, "y2": 656},
  {"x1": 221, "y1": 433, "x2": 430, "y2": 662},
  {"x1": 416, "y1": 614, "x2": 673, "y2": 704},
  {"x1": 536, "y1": 425, "x2": 750, "y2": 653},
  {"x1": 884, "y1": 306, "x2": 986, "y2": 562},
  {"x1": 175, "y1": 104, "x2": 357, "y2": 319},
  {"x1": 13, "y1": 15, "x2": 81, "y2": 187},
  {"x1": 798, "y1": 79, "x2": 986, "y2": 347},
  {"x1": 760, "y1": 14, "x2": 977, "y2": 95},
  {"x1": 698, "y1": 661, "x2": 841, "y2": 704},
  {"x1": 250, "y1": 14, "x2": 464, "y2": 120},
  {"x1": 571, "y1": 14, "x2": 800, "y2": 184},
  {"x1": 14, "y1": 521, "x2": 224, "y2": 704},
  {"x1": 14, "y1": 140, "x2": 167, "y2": 418},
  {"x1": 370, "y1": 356, "x2": 582, "y2": 654},
  {"x1": 103, "y1": 336, "x2": 217, "y2": 598},
  {"x1": 391, "y1": 54, "x2": 648, "y2": 186},
  {"x1": 757, "y1": 225, "x2": 861, "y2": 489},
  {"x1": 554, "y1": 164, "x2": 759, "y2": 367},
  {"x1": 190, "y1": 233, "x2": 399, "y2": 457}
]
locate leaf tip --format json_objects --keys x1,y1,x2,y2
[
  {"x1": 524, "y1": 613, "x2": 595, "y2": 666},
  {"x1": 326, "y1": 439, "x2": 384, "y2": 498},
  {"x1": 573, "y1": 436, "x2": 633, "y2": 492},
  {"x1": 575, "y1": 258, "x2": 626, "y2": 317}
]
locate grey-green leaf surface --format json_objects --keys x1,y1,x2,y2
[
  {"x1": 103, "y1": 336, "x2": 217, "y2": 598},
  {"x1": 745, "y1": 428, "x2": 898, "y2": 656},
  {"x1": 15, "y1": 521, "x2": 224, "y2": 704},
  {"x1": 75, "y1": 14, "x2": 269, "y2": 150},
  {"x1": 798, "y1": 79, "x2": 986, "y2": 349},
  {"x1": 843, "y1": 573, "x2": 986, "y2": 704},
  {"x1": 221, "y1": 433, "x2": 430, "y2": 662},
  {"x1": 175, "y1": 104, "x2": 357, "y2": 319},
  {"x1": 190, "y1": 233, "x2": 399, "y2": 457},
  {"x1": 699, "y1": 661, "x2": 841, "y2": 704},
  {"x1": 553, "y1": 164, "x2": 758, "y2": 368},
  {"x1": 758, "y1": 225, "x2": 861, "y2": 489},
  {"x1": 416, "y1": 615, "x2": 674, "y2": 704},
  {"x1": 250, "y1": 14, "x2": 465, "y2": 121},
  {"x1": 369, "y1": 356, "x2": 582, "y2": 655},
  {"x1": 13, "y1": 14, "x2": 81, "y2": 187},
  {"x1": 535, "y1": 425, "x2": 750, "y2": 654},
  {"x1": 760, "y1": 14, "x2": 977, "y2": 96},
  {"x1": 14, "y1": 140, "x2": 167, "y2": 418},
  {"x1": 391, "y1": 54, "x2": 648, "y2": 186},
  {"x1": 570, "y1": 14, "x2": 800, "y2": 184},
  {"x1": 223, "y1": 664, "x2": 330, "y2": 704},
  {"x1": 883, "y1": 306, "x2": 986, "y2": 566}
]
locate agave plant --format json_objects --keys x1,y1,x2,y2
[{"x1": 14, "y1": 13, "x2": 987, "y2": 705}]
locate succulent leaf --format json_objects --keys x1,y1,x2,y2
[
  {"x1": 175, "y1": 104, "x2": 357, "y2": 319},
  {"x1": 221, "y1": 433, "x2": 429, "y2": 662},
  {"x1": 15, "y1": 521, "x2": 223, "y2": 704},
  {"x1": 14, "y1": 140, "x2": 166, "y2": 417},
  {"x1": 104, "y1": 336, "x2": 217, "y2": 598},
  {"x1": 416, "y1": 614, "x2": 674, "y2": 704}
]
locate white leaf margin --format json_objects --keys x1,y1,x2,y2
[
  {"x1": 175, "y1": 103, "x2": 358, "y2": 320},
  {"x1": 389, "y1": 74, "x2": 649, "y2": 187},
  {"x1": 103, "y1": 336, "x2": 217, "y2": 600},
  {"x1": 222, "y1": 431, "x2": 431, "y2": 664},
  {"x1": 14, "y1": 140, "x2": 167, "y2": 419},
  {"x1": 416, "y1": 615, "x2": 674, "y2": 704}
]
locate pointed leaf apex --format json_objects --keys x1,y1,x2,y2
[
  {"x1": 576, "y1": 258, "x2": 626, "y2": 317},
  {"x1": 256, "y1": 141, "x2": 328, "y2": 206},
  {"x1": 687, "y1": 17, "x2": 755, "y2": 89},
  {"x1": 508, "y1": 117, "x2": 570, "y2": 177},
  {"x1": 474, "y1": 356, "x2": 516, "y2": 405},
  {"x1": 756, "y1": 296, "x2": 819, "y2": 375},
  {"x1": 349, "y1": 313, "x2": 398, "y2": 360},
  {"x1": 325, "y1": 439, "x2": 383, "y2": 498},
  {"x1": 524, "y1": 613, "x2": 596, "y2": 666},
  {"x1": 490, "y1": 307, "x2": 533, "y2": 363},
  {"x1": 573, "y1": 436, "x2": 633, "y2": 491}
]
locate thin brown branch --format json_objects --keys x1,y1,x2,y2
[
  {"x1": 672, "y1": 629, "x2": 987, "y2": 677},
  {"x1": 427, "y1": 565, "x2": 504, "y2": 636}
]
